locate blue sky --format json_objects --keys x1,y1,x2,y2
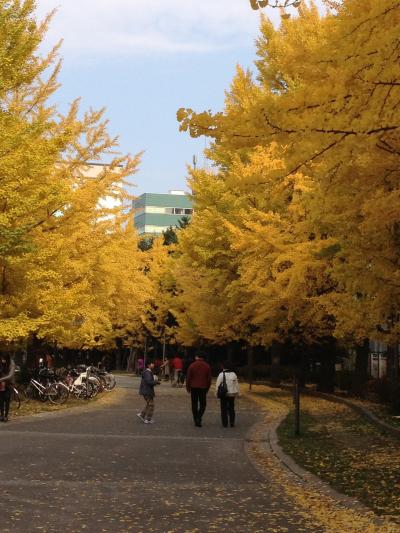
[{"x1": 34, "y1": 1, "x2": 283, "y2": 195}]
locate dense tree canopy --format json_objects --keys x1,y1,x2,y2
[
  {"x1": 2, "y1": 0, "x2": 400, "y2": 371},
  {"x1": 174, "y1": 0, "x2": 400, "y2": 353},
  {"x1": 0, "y1": 1, "x2": 149, "y2": 352}
]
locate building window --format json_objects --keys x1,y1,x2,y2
[
  {"x1": 144, "y1": 206, "x2": 169, "y2": 214},
  {"x1": 163, "y1": 207, "x2": 193, "y2": 215}
]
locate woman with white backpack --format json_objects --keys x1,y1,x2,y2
[{"x1": 215, "y1": 362, "x2": 240, "y2": 428}]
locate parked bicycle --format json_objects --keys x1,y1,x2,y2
[
  {"x1": 11, "y1": 386, "x2": 21, "y2": 409},
  {"x1": 16, "y1": 363, "x2": 116, "y2": 407},
  {"x1": 62, "y1": 368, "x2": 99, "y2": 399},
  {"x1": 90, "y1": 366, "x2": 116, "y2": 392},
  {"x1": 75, "y1": 366, "x2": 102, "y2": 398},
  {"x1": 25, "y1": 369, "x2": 69, "y2": 404}
]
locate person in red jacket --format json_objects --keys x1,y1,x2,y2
[
  {"x1": 171, "y1": 355, "x2": 183, "y2": 387},
  {"x1": 186, "y1": 354, "x2": 211, "y2": 427}
]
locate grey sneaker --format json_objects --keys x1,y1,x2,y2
[
  {"x1": 136, "y1": 413, "x2": 145, "y2": 422},
  {"x1": 144, "y1": 419, "x2": 154, "y2": 424}
]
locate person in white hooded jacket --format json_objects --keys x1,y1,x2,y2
[{"x1": 215, "y1": 363, "x2": 240, "y2": 427}]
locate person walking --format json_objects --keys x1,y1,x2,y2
[
  {"x1": 186, "y1": 355, "x2": 211, "y2": 427},
  {"x1": 182, "y1": 354, "x2": 194, "y2": 383},
  {"x1": 137, "y1": 362, "x2": 159, "y2": 424},
  {"x1": 159, "y1": 358, "x2": 169, "y2": 381},
  {"x1": 0, "y1": 354, "x2": 16, "y2": 422},
  {"x1": 137, "y1": 356, "x2": 144, "y2": 376},
  {"x1": 215, "y1": 363, "x2": 240, "y2": 428},
  {"x1": 171, "y1": 354, "x2": 183, "y2": 386},
  {"x1": 153, "y1": 357, "x2": 162, "y2": 376}
]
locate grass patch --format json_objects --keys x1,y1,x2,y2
[
  {"x1": 352, "y1": 399, "x2": 400, "y2": 429},
  {"x1": 250, "y1": 387, "x2": 400, "y2": 521},
  {"x1": 9, "y1": 389, "x2": 118, "y2": 419},
  {"x1": 275, "y1": 395, "x2": 400, "y2": 520}
]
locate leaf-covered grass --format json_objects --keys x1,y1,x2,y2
[
  {"x1": 251, "y1": 388, "x2": 400, "y2": 521},
  {"x1": 350, "y1": 398, "x2": 400, "y2": 429},
  {"x1": 274, "y1": 393, "x2": 400, "y2": 521},
  {"x1": 9, "y1": 389, "x2": 119, "y2": 419}
]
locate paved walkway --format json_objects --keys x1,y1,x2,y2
[{"x1": 0, "y1": 376, "x2": 323, "y2": 532}]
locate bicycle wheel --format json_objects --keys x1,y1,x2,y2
[
  {"x1": 47, "y1": 382, "x2": 69, "y2": 404},
  {"x1": 25, "y1": 382, "x2": 43, "y2": 401},
  {"x1": 85, "y1": 382, "x2": 96, "y2": 399},
  {"x1": 72, "y1": 384, "x2": 86, "y2": 399},
  {"x1": 105, "y1": 373, "x2": 116, "y2": 391},
  {"x1": 88, "y1": 377, "x2": 100, "y2": 398},
  {"x1": 97, "y1": 375, "x2": 107, "y2": 392},
  {"x1": 11, "y1": 387, "x2": 21, "y2": 409}
]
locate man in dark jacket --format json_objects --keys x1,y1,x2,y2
[
  {"x1": 137, "y1": 362, "x2": 159, "y2": 424},
  {"x1": 186, "y1": 355, "x2": 212, "y2": 427}
]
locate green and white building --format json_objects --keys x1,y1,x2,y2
[{"x1": 133, "y1": 190, "x2": 193, "y2": 235}]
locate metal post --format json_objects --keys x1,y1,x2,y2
[
  {"x1": 86, "y1": 366, "x2": 90, "y2": 398},
  {"x1": 162, "y1": 331, "x2": 166, "y2": 363},
  {"x1": 369, "y1": 351, "x2": 373, "y2": 378},
  {"x1": 294, "y1": 375, "x2": 300, "y2": 436},
  {"x1": 247, "y1": 345, "x2": 254, "y2": 391},
  {"x1": 161, "y1": 332, "x2": 166, "y2": 380},
  {"x1": 144, "y1": 337, "x2": 147, "y2": 370}
]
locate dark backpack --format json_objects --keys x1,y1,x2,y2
[{"x1": 217, "y1": 371, "x2": 228, "y2": 399}]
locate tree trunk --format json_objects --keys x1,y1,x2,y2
[
  {"x1": 387, "y1": 344, "x2": 400, "y2": 412},
  {"x1": 26, "y1": 334, "x2": 43, "y2": 369},
  {"x1": 316, "y1": 338, "x2": 336, "y2": 393},
  {"x1": 350, "y1": 338, "x2": 370, "y2": 397},
  {"x1": 387, "y1": 344, "x2": 400, "y2": 385},
  {"x1": 271, "y1": 341, "x2": 281, "y2": 385},
  {"x1": 115, "y1": 338, "x2": 124, "y2": 371},
  {"x1": 247, "y1": 345, "x2": 254, "y2": 389},
  {"x1": 226, "y1": 343, "x2": 234, "y2": 367},
  {"x1": 126, "y1": 347, "x2": 136, "y2": 372},
  {"x1": 298, "y1": 347, "x2": 308, "y2": 388}
]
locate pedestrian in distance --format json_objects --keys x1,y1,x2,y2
[
  {"x1": 160, "y1": 358, "x2": 170, "y2": 381},
  {"x1": 0, "y1": 354, "x2": 16, "y2": 422},
  {"x1": 182, "y1": 354, "x2": 194, "y2": 383},
  {"x1": 137, "y1": 356, "x2": 144, "y2": 376},
  {"x1": 186, "y1": 354, "x2": 211, "y2": 427},
  {"x1": 137, "y1": 362, "x2": 159, "y2": 424},
  {"x1": 171, "y1": 354, "x2": 183, "y2": 386},
  {"x1": 46, "y1": 352, "x2": 55, "y2": 369},
  {"x1": 153, "y1": 357, "x2": 162, "y2": 376},
  {"x1": 215, "y1": 362, "x2": 240, "y2": 428}
]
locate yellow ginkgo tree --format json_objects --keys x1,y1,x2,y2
[
  {"x1": 175, "y1": 0, "x2": 400, "y2": 394},
  {"x1": 0, "y1": 1, "x2": 148, "y2": 362}
]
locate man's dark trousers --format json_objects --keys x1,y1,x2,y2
[{"x1": 191, "y1": 388, "x2": 208, "y2": 425}]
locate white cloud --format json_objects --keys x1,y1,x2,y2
[{"x1": 35, "y1": 0, "x2": 271, "y2": 59}]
